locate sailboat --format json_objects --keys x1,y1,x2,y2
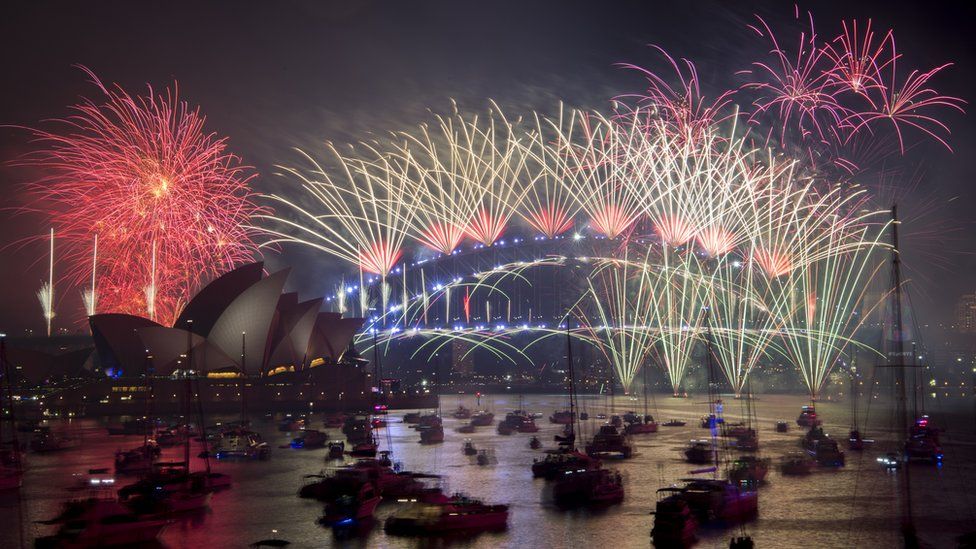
[
  {"x1": 624, "y1": 361, "x2": 658, "y2": 434},
  {"x1": 532, "y1": 324, "x2": 600, "y2": 479},
  {"x1": 655, "y1": 309, "x2": 757, "y2": 541},
  {"x1": 118, "y1": 321, "x2": 225, "y2": 515},
  {"x1": 214, "y1": 333, "x2": 270, "y2": 461}
]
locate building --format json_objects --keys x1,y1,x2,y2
[
  {"x1": 89, "y1": 262, "x2": 362, "y2": 377},
  {"x1": 953, "y1": 292, "x2": 976, "y2": 333}
]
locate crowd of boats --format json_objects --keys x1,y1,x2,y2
[{"x1": 0, "y1": 395, "x2": 951, "y2": 547}]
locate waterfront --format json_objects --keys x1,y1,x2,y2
[{"x1": 1, "y1": 393, "x2": 974, "y2": 548}]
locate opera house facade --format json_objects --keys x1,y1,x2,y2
[{"x1": 40, "y1": 262, "x2": 433, "y2": 415}]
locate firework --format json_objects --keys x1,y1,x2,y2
[
  {"x1": 518, "y1": 106, "x2": 583, "y2": 238},
  {"x1": 558, "y1": 110, "x2": 646, "y2": 239},
  {"x1": 616, "y1": 45, "x2": 736, "y2": 144},
  {"x1": 843, "y1": 34, "x2": 966, "y2": 152},
  {"x1": 772, "y1": 220, "x2": 888, "y2": 398},
  {"x1": 20, "y1": 68, "x2": 263, "y2": 326},
  {"x1": 742, "y1": 12, "x2": 847, "y2": 146},
  {"x1": 261, "y1": 143, "x2": 412, "y2": 279}
]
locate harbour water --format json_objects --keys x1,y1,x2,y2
[{"x1": 2, "y1": 393, "x2": 974, "y2": 548}]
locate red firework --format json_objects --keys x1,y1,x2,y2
[{"x1": 18, "y1": 68, "x2": 264, "y2": 326}]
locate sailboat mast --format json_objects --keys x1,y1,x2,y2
[
  {"x1": 566, "y1": 323, "x2": 577, "y2": 442},
  {"x1": 47, "y1": 228, "x2": 54, "y2": 337},
  {"x1": 240, "y1": 332, "x2": 247, "y2": 426},
  {"x1": 889, "y1": 205, "x2": 917, "y2": 546},
  {"x1": 91, "y1": 234, "x2": 97, "y2": 315}
]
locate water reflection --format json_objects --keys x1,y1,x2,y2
[{"x1": 1, "y1": 394, "x2": 973, "y2": 548}]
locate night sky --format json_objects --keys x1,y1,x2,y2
[{"x1": 1, "y1": 0, "x2": 973, "y2": 334}]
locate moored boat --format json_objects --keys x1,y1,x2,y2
[
  {"x1": 552, "y1": 468, "x2": 624, "y2": 507},
  {"x1": 384, "y1": 493, "x2": 508, "y2": 535},
  {"x1": 585, "y1": 424, "x2": 632, "y2": 459},
  {"x1": 779, "y1": 452, "x2": 814, "y2": 476}
]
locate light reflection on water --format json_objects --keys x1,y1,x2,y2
[{"x1": 2, "y1": 394, "x2": 974, "y2": 548}]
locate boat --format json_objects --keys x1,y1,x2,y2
[
  {"x1": 549, "y1": 410, "x2": 575, "y2": 425},
  {"x1": 452, "y1": 405, "x2": 472, "y2": 420},
  {"x1": 662, "y1": 478, "x2": 758, "y2": 524},
  {"x1": 384, "y1": 494, "x2": 508, "y2": 535},
  {"x1": 462, "y1": 439, "x2": 478, "y2": 456},
  {"x1": 470, "y1": 411, "x2": 494, "y2": 426},
  {"x1": 418, "y1": 424, "x2": 445, "y2": 444},
  {"x1": 848, "y1": 429, "x2": 865, "y2": 451},
  {"x1": 554, "y1": 424, "x2": 575, "y2": 445},
  {"x1": 532, "y1": 449, "x2": 600, "y2": 480},
  {"x1": 456, "y1": 423, "x2": 476, "y2": 434},
  {"x1": 278, "y1": 415, "x2": 305, "y2": 432},
  {"x1": 496, "y1": 421, "x2": 515, "y2": 436},
  {"x1": 683, "y1": 440, "x2": 714, "y2": 464},
  {"x1": 476, "y1": 449, "x2": 494, "y2": 466},
  {"x1": 105, "y1": 418, "x2": 156, "y2": 436},
  {"x1": 327, "y1": 441, "x2": 345, "y2": 460},
  {"x1": 114, "y1": 441, "x2": 160, "y2": 474},
  {"x1": 502, "y1": 410, "x2": 538, "y2": 433},
  {"x1": 699, "y1": 414, "x2": 724, "y2": 428},
  {"x1": 342, "y1": 416, "x2": 373, "y2": 440},
  {"x1": 215, "y1": 428, "x2": 271, "y2": 460},
  {"x1": 290, "y1": 429, "x2": 328, "y2": 449},
  {"x1": 662, "y1": 419, "x2": 686, "y2": 427},
  {"x1": 529, "y1": 436, "x2": 542, "y2": 450},
  {"x1": 403, "y1": 412, "x2": 422, "y2": 424},
  {"x1": 319, "y1": 482, "x2": 381, "y2": 525},
  {"x1": 585, "y1": 424, "x2": 633, "y2": 459},
  {"x1": 552, "y1": 468, "x2": 624, "y2": 507},
  {"x1": 624, "y1": 415, "x2": 658, "y2": 435},
  {"x1": 733, "y1": 429, "x2": 759, "y2": 452},
  {"x1": 154, "y1": 427, "x2": 186, "y2": 447},
  {"x1": 651, "y1": 492, "x2": 698, "y2": 548},
  {"x1": 301, "y1": 459, "x2": 417, "y2": 501},
  {"x1": 807, "y1": 437, "x2": 845, "y2": 467},
  {"x1": 119, "y1": 468, "x2": 214, "y2": 515},
  {"x1": 35, "y1": 496, "x2": 169, "y2": 548},
  {"x1": 775, "y1": 421, "x2": 789, "y2": 433},
  {"x1": 625, "y1": 365, "x2": 659, "y2": 435},
  {"x1": 796, "y1": 405, "x2": 820, "y2": 427},
  {"x1": 779, "y1": 452, "x2": 814, "y2": 475},
  {"x1": 29, "y1": 427, "x2": 80, "y2": 452},
  {"x1": 727, "y1": 456, "x2": 770, "y2": 485},
  {"x1": 349, "y1": 437, "x2": 378, "y2": 457},
  {"x1": 213, "y1": 429, "x2": 260, "y2": 458},
  {"x1": 877, "y1": 452, "x2": 902, "y2": 469},
  {"x1": 905, "y1": 415, "x2": 943, "y2": 463}
]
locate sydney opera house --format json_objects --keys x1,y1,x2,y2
[{"x1": 14, "y1": 263, "x2": 434, "y2": 416}]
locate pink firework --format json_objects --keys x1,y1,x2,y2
[
  {"x1": 358, "y1": 241, "x2": 402, "y2": 277},
  {"x1": 823, "y1": 19, "x2": 890, "y2": 96},
  {"x1": 466, "y1": 209, "x2": 508, "y2": 247},
  {"x1": 617, "y1": 46, "x2": 736, "y2": 143},
  {"x1": 18, "y1": 67, "x2": 264, "y2": 326},
  {"x1": 844, "y1": 33, "x2": 966, "y2": 152},
  {"x1": 742, "y1": 13, "x2": 848, "y2": 145},
  {"x1": 524, "y1": 204, "x2": 574, "y2": 239},
  {"x1": 416, "y1": 222, "x2": 465, "y2": 256}
]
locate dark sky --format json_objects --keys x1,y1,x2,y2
[{"x1": 1, "y1": 0, "x2": 973, "y2": 335}]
